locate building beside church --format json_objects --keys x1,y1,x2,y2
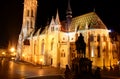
[{"x1": 16, "y1": 0, "x2": 120, "y2": 69}]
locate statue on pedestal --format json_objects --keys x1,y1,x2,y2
[{"x1": 75, "y1": 33, "x2": 86, "y2": 58}]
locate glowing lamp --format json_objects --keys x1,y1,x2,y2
[
  {"x1": 40, "y1": 58, "x2": 43, "y2": 62},
  {"x1": 91, "y1": 48, "x2": 94, "y2": 57},
  {"x1": 2, "y1": 52, "x2": 5, "y2": 55},
  {"x1": 108, "y1": 29, "x2": 112, "y2": 33},
  {"x1": 22, "y1": 54, "x2": 25, "y2": 57},
  {"x1": 10, "y1": 47, "x2": 15, "y2": 52}
]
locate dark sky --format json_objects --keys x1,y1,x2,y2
[{"x1": 0, "y1": 0, "x2": 120, "y2": 48}]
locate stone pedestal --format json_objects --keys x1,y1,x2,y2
[{"x1": 70, "y1": 57, "x2": 94, "y2": 79}]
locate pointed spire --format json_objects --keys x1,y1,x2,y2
[
  {"x1": 55, "y1": 9, "x2": 61, "y2": 25},
  {"x1": 30, "y1": 29, "x2": 35, "y2": 38},
  {"x1": 50, "y1": 16, "x2": 55, "y2": 25},
  {"x1": 66, "y1": 0, "x2": 72, "y2": 18},
  {"x1": 30, "y1": 31, "x2": 33, "y2": 38},
  {"x1": 36, "y1": 28, "x2": 41, "y2": 36},
  {"x1": 67, "y1": 0, "x2": 72, "y2": 11},
  {"x1": 66, "y1": 0, "x2": 72, "y2": 32}
]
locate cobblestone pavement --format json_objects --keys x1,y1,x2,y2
[
  {"x1": 0, "y1": 58, "x2": 65, "y2": 79},
  {"x1": 1, "y1": 58, "x2": 120, "y2": 79}
]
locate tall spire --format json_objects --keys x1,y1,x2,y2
[
  {"x1": 50, "y1": 16, "x2": 55, "y2": 25},
  {"x1": 55, "y1": 9, "x2": 61, "y2": 25},
  {"x1": 66, "y1": 0, "x2": 72, "y2": 18},
  {"x1": 66, "y1": 0, "x2": 72, "y2": 32}
]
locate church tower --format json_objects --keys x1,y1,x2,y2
[
  {"x1": 22, "y1": 0, "x2": 37, "y2": 39},
  {"x1": 16, "y1": 0, "x2": 37, "y2": 61},
  {"x1": 66, "y1": 0, "x2": 72, "y2": 31}
]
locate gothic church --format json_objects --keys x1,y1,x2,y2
[{"x1": 17, "y1": 0, "x2": 118, "y2": 68}]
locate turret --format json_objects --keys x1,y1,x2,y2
[{"x1": 66, "y1": 0, "x2": 72, "y2": 31}]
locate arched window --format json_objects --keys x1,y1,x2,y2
[
  {"x1": 26, "y1": 20, "x2": 29, "y2": 28},
  {"x1": 103, "y1": 46, "x2": 106, "y2": 52},
  {"x1": 30, "y1": 21, "x2": 33, "y2": 28},
  {"x1": 51, "y1": 27, "x2": 54, "y2": 31},
  {"x1": 27, "y1": 10, "x2": 30, "y2": 17},
  {"x1": 31, "y1": 9, "x2": 33, "y2": 17},
  {"x1": 97, "y1": 34, "x2": 100, "y2": 42},
  {"x1": 51, "y1": 38, "x2": 54, "y2": 50},
  {"x1": 103, "y1": 35, "x2": 107, "y2": 41},
  {"x1": 90, "y1": 34, "x2": 94, "y2": 42},
  {"x1": 61, "y1": 49, "x2": 65, "y2": 57},
  {"x1": 97, "y1": 46, "x2": 100, "y2": 57}
]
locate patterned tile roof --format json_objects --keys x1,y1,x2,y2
[{"x1": 70, "y1": 12, "x2": 107, "y2": 31}]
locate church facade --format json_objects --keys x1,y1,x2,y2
[{"x1": 17, "y1": 0, "x2": 119, "y2": 69}]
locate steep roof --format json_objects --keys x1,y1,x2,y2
[{"x1": 70, "y1": 12, "x2": 107, "y2": 31}]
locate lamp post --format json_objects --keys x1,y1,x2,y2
[{"x1": 10, "y1": 47, "x2": 16, "y2": 59}]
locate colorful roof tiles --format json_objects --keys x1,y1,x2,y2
[{"x1": 70, "y1": 12, "x2": 107, "y2": 31}]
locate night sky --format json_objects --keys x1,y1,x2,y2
[{"x1": 0, "y1": 0, "x2": 120, "y2": 48}]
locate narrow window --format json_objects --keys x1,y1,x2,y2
[
  {"x1": 97, "y1": 46, "x2": 100, "y2": 57},
  {"x1": 26, "y1": 21, "x2": 29, "y2": 27},
  {"x1": 51, "y1": 27, "x2": 54, "y2": 31},
  {"x1": 51, "y1": 38, "x2": 54, "y2": 50},
  {"x1": 27, "y1": 10, "x2": 30, "y2": 17},
  {"x1": 103, "y1": 35, "x2": 107, "y2": 41},
  {"x1": 56, "y1": 27, "x2": 58, "y2": 30},
  {"x1": 97, "y1": 34, "x2": 100, "y2": 42},
  {"x1": 64, "y1": 53, "x2": 65, "y2": 57},
  {"x1": 61, "y1": 49, "x2": 65, "y2": 57},
  {"x1": 90, "y1": 34, "x2": 94, "y2": 42},
  {"x1": 31, "y1": 10, "x2": 33, "y2": 17},
  {"x1": 30, "y1": 21, "x2": 33, "y2": 29}
]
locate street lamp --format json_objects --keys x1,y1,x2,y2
[
  {"x1": 2, "y1": 52, "x2": 6, "y2": 56},
  {"x1": 40, "y1": 58, "x2": 43, "y2": 68},
  {"x1": 40, "y1": 58, "x2": 43, "y2": 64},
  {"x1": 10, "y1": 47, "x2": 15, "y2": 53},
  {"x1": 9, "y1": 47, "x2": 16, "y2": 58}
]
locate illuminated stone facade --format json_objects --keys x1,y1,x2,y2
[{"x1": 17, "y1": 0, "x2": 119, "y2": 69}]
